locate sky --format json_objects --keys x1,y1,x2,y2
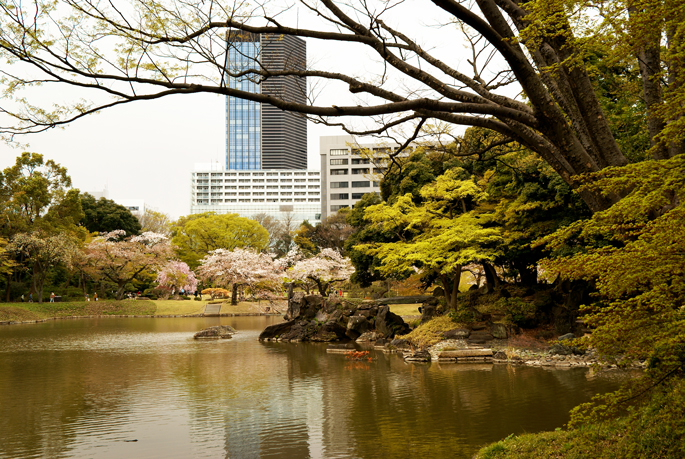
[
  {"x1": 0, "y1": 1, "x2": 504, "y2": 219},
  {"x1": 0, "y1": 92, "x2": 344, "y2": 219}
]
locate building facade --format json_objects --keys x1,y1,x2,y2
[
  {"x1": 225, "y1": 32, "x2": 307, "y2": 171},
  {"x1": 320, "y1": 135, "x2": 399, "y2": 220},
  {"x1": 190, "y1": 169, "x2": 321, "y2": 223}
]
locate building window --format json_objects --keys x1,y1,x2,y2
[
  {"x1": 330, "y1": 169, "x2": 348, "y2": 175},
  {"x1": 352, "y1": 193, "x2": 365, "y2": 199},
  {"x1": 330, "y1": 181, "x2": 349, "y2": 189},
  {"x1": 352, "y1": 158, "x2": 370, "y2": 165},
  {"x1": 352, "y1": 168, "x2": 369, "y2": 174},
  {"x1": 331, "y1": 204, "x2": 349, "y2": 211},
  {"x1": 294, "y1": 185, "x2": 306, "y2": 189},
  {"x1": 294, "y1": 179, "x2": 306, "y2": 182},
  {"x1": 331, "y1": 193, "x2": 349, "y2": 200},
  {"x1": 329, "y1": 149, "x2": 348, "y2": 156},
  {"x1": 308, "y1": 198, "x2": 320, "y2": 202},
  {"x1": 373, "y1": 181, "x2": 380, "y2": 187},
  {"x1": 352, "y1": 181, "x2": 370, "y2": 188},
  {"x1": 330, "y1": 158, "x2": 349, "y2": 165}
]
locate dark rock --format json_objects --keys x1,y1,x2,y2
[
  {"x1": 194, "y1": 325, "x2": 236, "y2": 339},
  {"x1": 356, "y1": 331, "x2": 379, "y2": 342},
  {"x1": 404, "y1": 349, "x2": 431, "y2": 362},
  {"x1": 443, "y1": 328, "x2": 471, "y2": 339},
  {"x1": 490, "y1": 323, "x2": 508, "y2": 339},
  {"x1": 375, "y1": 305, "x2": 411, "y2": 338},
  {"x1": 493, "y1": 351, "x2": 508, "y2": 360},
  {"x1": 390, "y1": 338, "x2": 410, "y2": 349},
  {"x1": 468, "y1": 331, "x2": 494, "y2": 344},
  {"x1": 420, "y1": 302, "x2": 439, "y2": 323},
  {"x1": 311, "y1": 322, "x2": 348, "y2": 342},
  {"x1": 468, "y1": 284, "x2": 479, "y2": 291},
  {"x1": 558, "y1": 333, "x2": 576, "y2": 341},
  {"x1": 549, "y1": 342, "x2": 585, "y2": 356},
  {"x1": 549, "y1": 343, "x2": 573, "y2": 356},
  {"x1": 433, "y1": 286, "x2": 445, "y2": 297},
  {"x1": 375, "y1": 338, "x2": 388, "y2": 346},
  {"x1": 347, "y1": 315, "x2": 370, "y2": 334},
  {"x1": 499, "y1": 288, "x2": 511, "y2": 298}
]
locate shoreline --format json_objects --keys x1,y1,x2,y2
[{"x1": 0, "y1": 312, "x2": 283, "y2": 326}]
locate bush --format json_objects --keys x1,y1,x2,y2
[
  {"x1": 398, "y1": 315, "x2": 465, "y2": 348},
  {"x1": 497, "y1": 297, "x2": 538, "y2": 328},
  {"x1": 193, "y1": 297, "x2": 203, "y2": 301}
]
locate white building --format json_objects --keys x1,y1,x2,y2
[
  {"x1": 116, "y1": 199, "x2": 146, "y2": 218},
  {"x1": 189, "y1": 169, "x2": 322, "y2": 223},
  {"x1": 320, "y1": 135, "x2": 401, "y2": 220}
]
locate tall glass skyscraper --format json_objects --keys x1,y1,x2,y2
[{"x1": 225, "y1": 32, "x2": 307, "y2": 170}]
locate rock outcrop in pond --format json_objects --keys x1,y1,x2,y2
[
  {"x1": 259, "y1": 293, "x2": 410, "y2": 343},
  {"x1": 194, "y1": 325, "x2": 236, "y2": 339}
]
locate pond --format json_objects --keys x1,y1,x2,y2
[{"x1": 0, "y1": 316, "x2": 628, "y2": 459}]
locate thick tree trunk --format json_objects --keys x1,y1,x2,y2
[
  {"x1": 116, "y1": 283, "x2": 126, "y2": 300},
  {"x1": 482, "y1": 262, "x2": 500, "y2": 292},
  {"x1": 514, "y1": 261, "x2": 537, "y2": 287},
  {"x1": 5, "y1": 274, "x2": 11, "y2": 302},
  {"x1": 231, "y1": 284, "x2": 239, "y2": 305}
]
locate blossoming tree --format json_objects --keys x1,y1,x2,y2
[
  {"x1": 287, "y1": 248, "x2": 355, "y2": 297},
  {"x1": 155, "y1": 260, "x2": 198, "y2": 297},
  {"x1": 85, "y1": 230, "x2": 175, "y2": 300},
  {"x1": 196, "y1": 248, "x2": 284, "y2": 305}
]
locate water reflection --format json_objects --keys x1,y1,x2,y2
[{"x1": 0, "y1": 317, "x2": 629, "y2": 459}]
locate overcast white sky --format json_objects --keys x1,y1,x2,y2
[
  {"x1": 0, "y1": 1, "x2": 508, "y2": 219},
  {"x1": 0, "y1": 91, "x2": 344, "y2": 219}
]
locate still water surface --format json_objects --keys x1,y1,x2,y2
[{"x1": 0, "y1": 317, "x2": 627, "y2": 458}]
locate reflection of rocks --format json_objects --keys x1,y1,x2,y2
[
  {"x1": 259, "y1": 295, "x2": 410, "y2": 343},
  {"x1": 193, "y1": 325, "x2": 236, "y2": 339}
]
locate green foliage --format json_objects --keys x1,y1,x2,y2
[
  {"x1": 356, "y1": 169, "x2": 502, "y2": 308},
  {"x1": 79, "y1": 193, "x2": 142, "y2": 236},
  {"x1": 0, "y1": 152, "x2": 82, "y2": 236},
  {"x1": 294, "y1": 211, "x2": 353, "y2": 255},
  {"x1": 496, "y1": 297, "x2": 538, "y2": 328},
  {"x1": 535, "y1": 155, "x2": 685, "y2": 433},
  {"x1": 171, "y1": 212, "x2": 269, "y2": 268}
]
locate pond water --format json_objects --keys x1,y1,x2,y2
[{"x1": 0, "y1": 317, "x2": 628, "y2": 459}]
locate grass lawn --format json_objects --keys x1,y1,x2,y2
[
  {"x1": 388, "y1": 303, "x2": 421, "y2": 317},
  {"x1": 0, "y1": 298, "x2": 288, "y2": 322}
]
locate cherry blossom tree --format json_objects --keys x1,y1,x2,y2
[
  {"x1": 287, "y1": 248, "x2": 355, "y2": 297},
  {"x1": 85, "y1": 230, "x2": 175, "y2": 300},
  {"x1": 155, "y1": 260, "x2": 198, "y2": 297},
  {"x1": 8, "y1": 230, "x2": 79, "y2": 302},
  {"x1": 196, "y1": 248, "x2": 284, "y2": 305}
]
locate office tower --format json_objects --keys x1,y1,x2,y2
[
  {"x1": 225, "y1": 32, "x2": 307, "y2": 170},
  {"x1": 320, "y1": 135, "x2": 403, "y2": 220}
]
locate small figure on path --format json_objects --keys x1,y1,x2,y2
[
  {"x1": 85, "y1": 293, "x2": 90, "y2": 301},
  {"x1": 29, "y1": 293, "x2": 33, "y2": 302},
  {"x1": 21, "y1": 294, "x2": 25, "y2": 302},
  {"x1": 50, "y1": 292, "x2": 55, "y2": 303},
  {"x1": 94, "y1": 292, "x2": 98, "y2": 301}
]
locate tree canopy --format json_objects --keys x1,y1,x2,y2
[
  {"x1": 1, "y1": 1, "x2": 683, "y2": 211},
  {"x1": 171, "y1": 212, "x2": 269, "y2": 268},
  {"x1": 79, "y1": 193, "x2": 142, "y2": 236}
]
